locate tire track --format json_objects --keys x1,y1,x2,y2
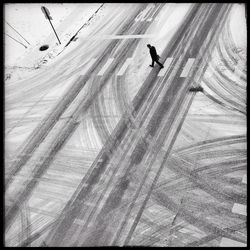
[
  {"x1": 173, "y1": 131, "x2": 245, "y2": 155},
  {"x1": 204, "y1": 49, "x2": 245, "y2": 106},
  {"x1": 10, "y1": 3, "x2": 230, "y2": 246},
  {"x1": 211, "y1": 64, "x2": 245, "y2": 104},
  {"x1": 152, "y1": 190, "x2": 246, "y2": 245},
  {"x1": 189, "y1": 149, "x2": 246, "y2": 160},
  {"x1": 131, "y1": 5, "x2": 246, "y2": 246},
  {"x1": 168, "y1": 155, "x2": 246, "y2": 205},
  {"x1": 202, "y1": 90, "x2": 245, "y2": 115},
  {"x1": 185, "y1": 222, "x2": 246, "y2": 246},
  {"x1": 90, "y1": 84, "x2": 111, "y2": 145},
  {"x1": 110, "y1": 4, "x2": 233, "y2": 245},
  {"x1": 89, "y1": 4, "x2": 232, "y2": 246},
  {"x1": 211, "y1": 63, "x2": 245, "y2": 104},
  {"x1": 45, "y1": 4, "x2": 206, "y2": 246},
  {"x1": 202, "y1": 77, "x2": 246, "y2": 114},
  {"x1": 193, "y1": 158, "x2": 246, "y2": 174},
  {"x1": 85, "y1": 2, "x2": 208, "y2": 205},
  {"x1": 223, "y1": 18, "x2": 246, "y2": 74},
  {"x1": 5, "y1": 4, "x2": 164, "y2": 231},
  {"x1": 5, "y1": 4, "x2": 141, "y2": 106},
  {"x1": 5, "y1": 5, "x2": 147, "y2": 188},
  {"x1": 90, "y1": 74, "x2": 125, "y2": 146},
  {"x1": 114, "y1": 75, "x2": 131, "y2": 116},
  {"x1": 216, "y1": 35, "x2": 246, "y2": 84}
]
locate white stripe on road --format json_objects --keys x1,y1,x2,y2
[
  {"x1": 79, "y1": 58, "x2": 97, "y2": 75},
  {"x1": 104, "y1": 34, "x2": 154, "y2": 39},
  {"x1": 157, "y1": 57, "x2": 173, "y2": 77},
  {"x1": 180, "y1": 58, "x2": 196, "y2": 77},
  {"x1": 220, "y1": 237, "x2": 246, "y2": 247},
  {"x1": 97, "y1": 58, "x2": 114, "y2": 76},
  {"x1": 146, "y1": 6, "x2": 159, "y2": 22},
  {"x1": 81, "y1": 34, "x2": 155, "y2": 40},
  {"x1": 117, "y1": 58, "x2": 133, "y2": 76},
  {"x1": 232, "y1": 203, "x2": 247, "y2": 216},
  {"x1": 242, "y1": 174, "x2": 247, "y2": 184}
]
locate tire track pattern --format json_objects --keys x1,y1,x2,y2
[{"x1": 44, "y1": 4, "x2": 234, "y2": 247}]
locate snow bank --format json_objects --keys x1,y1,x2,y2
[{"x1": 4, "y1": 3, "x2": 103, "y2": 82}]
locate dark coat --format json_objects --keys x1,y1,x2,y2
[{"x1": 149, "y1": 46, "x2": 159, "y2": 60}]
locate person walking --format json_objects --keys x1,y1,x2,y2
[{"x1": 147, "y1": 44, "x2": 164, "y2": 68}]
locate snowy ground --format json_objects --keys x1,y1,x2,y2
[
  {"x1": 4, "y1": 3, "x2": 245, "y2": 84},
  {"x1": 4, "y1": 3, "x2": 104, "y2": 81},
  {"x1": 4, "y1": 3, "x2": 247, "y2": 247}
]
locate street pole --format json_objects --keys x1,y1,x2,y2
[
  {"x1": 42, "y1": 6, "x2": 61, "y2": 45},
  {"x1": 5, "y1": 20, "x2": 30, "y2": 45},
  {"x1": 47, "y1": 17, "x2": 61, "y2": 45},
  {"x1": 4, "y1": 33, "x2": 27, "y2": 48}
]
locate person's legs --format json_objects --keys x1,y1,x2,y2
[
  {"x1": 150, "y1": 60, "x2": 155, "y2": 67},
  {"x1": 156, "y1": 60, "x2": 164, "y2": 68}
]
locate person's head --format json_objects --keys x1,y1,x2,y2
[{"x1": 147, "y1": 44, "x2": 151, "y2": 49}]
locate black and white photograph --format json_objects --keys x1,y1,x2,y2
[{"x1": 4, "y1": 2, "x2": 247, "y2": 247}]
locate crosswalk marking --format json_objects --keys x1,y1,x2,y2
[
  {"x1": 97, "y1": 58, "x2": 114, "y2": 76},
  {"x1": 78, "y1": 57, "x2": 197, "y2": 77},
  {"x1": 117, "y1": 58, "x2": 133, "y2": 76},
  {"x1": 180, "y1": 58, "x2": 196, "y2": 77},
  {"x1": 232, "y1": 203, "x2": 247, "y2": 216},
  {"x1": 157, "y1": 57, "x2": 173, "y2": 77},
  {"x1": 145, "y1": 6, "x2": 159, "y2": 22},
  {"x1": 79, "y1": 58, "x2": 97, "y2": 75},
  {"x1": 81, "y1": 34, "x2": 154, "y2": 40},
  {"x1": 242, "y1": 174, "x2": 247, "y2": 184},
  {"x1": 135, "y1": 4, "x2": 155, "y2": 22},
  {"x1": 220, "y1": 237, "x2": 246, "y2": 247}
]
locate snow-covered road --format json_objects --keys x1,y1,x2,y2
[{"x1": 5, "y1": 3, "x2": 246, "y2": 247}]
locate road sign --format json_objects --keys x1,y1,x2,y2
[
  {"x1": 41, "y1": 6, "x2": 61, "y2": 44},
  {"x1": 41, "y1": 6, "x2": 52, "y2": 20}
]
